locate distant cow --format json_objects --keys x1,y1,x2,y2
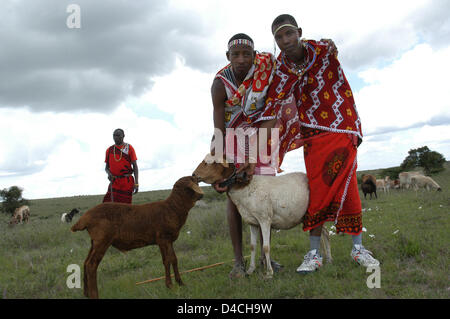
[
  {"x1": 410, "y1": 175, "x2": 442, "y2": 192},
  {"x1": 399, "y1": 171, "x2": 423, "y2": 189},
  {"x1": 392, "y1": 179, "x2": 400, "y2": 190},
  {"x1": 61, "y1": 208, "x2": 80, "y2": 223},
  {"x1": 377, "y1": 176, "x2": 392, "y2": 194},
  {"x1": 361, "y1": 174, "x2": 377, "y2": 199},
  {"x1": 9, "y1": 205, "x2": 30, "y2": 225}
]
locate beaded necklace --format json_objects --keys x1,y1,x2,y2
[
  {"x1": 281, "y1": 41, "x2": 316, "y2": 80},
  {"x1": 113, "y1": 145, "x2": 123, "y2": 162}
]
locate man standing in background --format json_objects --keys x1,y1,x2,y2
[{"x1": 103, "y1": 128, "x2": 139, "y2": 203}]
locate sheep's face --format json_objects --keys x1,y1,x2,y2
[
  {"x1": 174, "y1": 176, "x2": 204, "y2": 200},
  {"x1": 192, "y1": 154, "x2": 235, "y2": 184}
]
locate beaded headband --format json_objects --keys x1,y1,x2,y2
[
  {"x1": 272, "y1": 23, "x2": 298, "y2": 36},
  {"x1": 227, "y1": 39, "x2": 254, "y2": 51}
]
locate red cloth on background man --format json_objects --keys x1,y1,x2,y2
[{"x1": 103, "y1": 143, "x2": 137, "y2": 204}]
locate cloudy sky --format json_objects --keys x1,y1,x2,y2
[{"x1": 1, "y1": 0, "x2": 449, "y2": 200}]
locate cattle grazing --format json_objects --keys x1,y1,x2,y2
[
  {"x1": 9, "y1": 205, "x2": 30, "y2": 225},
  {"x1": 376, "y1": 176, "x2": 391, "y2": 194},
  {"x1": 361, "y1": 174, "x2": 377, "y2": 199},
  {"x1": 391, "y1": 179, "x2": 400, "y2": 190},
  {"x1": 376, "y1": 179, "x2": 386, "y2": 193},
  {"x1": 410, "y1": 175, "x2": 442, "y2": 192},
  {"x1": 399, "y1": 171, "x2": 423, "y2": 190}
]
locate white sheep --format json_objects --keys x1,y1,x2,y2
[{"x1": 193, "y1": 155, "x2": 332, "y2": 278}]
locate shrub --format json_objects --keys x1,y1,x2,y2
[{"x1": 0, "y1": 186, "x2": 29, "y2": 215}]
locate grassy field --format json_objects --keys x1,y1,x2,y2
[{"x1": 0, "y1": 163, "x2": 449, "y2": 299}]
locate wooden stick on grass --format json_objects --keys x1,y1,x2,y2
[{"x1": 136, "y1": 255, "x2": 249, "y2": 285}]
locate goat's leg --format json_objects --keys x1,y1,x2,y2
[
  {"x1": 259, "y1": 222, "x2": 273, "y2": 279},
  {"x1": 247, "y1": 225, "x2": 259, "y2": 275},
  {"x1": 83, "y1": 241, "x2": 94, "y2": 298},
  {"x1": 85, "y1": 240, "x2": 110, "y2": 299},
  {"x1": 158, "y1": 242, "x2": 173, "y2": 288},
  {"x1": 167, "y1": 242, "x2": 184, "y2": 286}
]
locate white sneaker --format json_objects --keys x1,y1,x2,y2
[
  {"x1": 296, "y1": 249, "x2": 323, "y2": 274},
  {"x1": 351, "y1": 245, "x2": 380, "y2": 267}
]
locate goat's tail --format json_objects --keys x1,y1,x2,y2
[{"x1": 71, "y1": 213, "x2": 89, "y2": 232}]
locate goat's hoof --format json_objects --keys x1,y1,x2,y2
[
  {"x1": 246, "y1": 267, "x2": 255, "y2": 275},
  {"x1": 177, "y1": 280, "x2": 185, "y2": 286},
  {"x1": 263, "y1": 273, "x2": 273, "y2": 280},
  {"x1": 166, "y1": 282, "x2": 173, "y2": 289}
]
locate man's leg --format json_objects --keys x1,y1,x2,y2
[
  {"x1": 350, "y1": 232, "x2": 380, "y2": 267},
  {"x1": 296, "y1": 224, "x2": 323, "y2": 274},
  {"x1": 227, "y1": 198, "x2": 246, "y2": 278},
  {"x1": 309, "y1": 224, "x2": 322, "y2": 250},
  {"x1": 343, "y1": 173, "x2": 380, "y2": 267}
]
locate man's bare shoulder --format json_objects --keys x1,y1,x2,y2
[{"x1": 211, "y1": 77, "x2": 226, "y2": 96}]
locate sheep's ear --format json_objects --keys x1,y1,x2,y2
[{"x1": 189, "y1": 181, "x2": 204, "y2": 195}]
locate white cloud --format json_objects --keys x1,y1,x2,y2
[
  {"x1": 0, "y1": 69, "x2": 215, "y2": 199},
  {"x1": 356, "y1": 43, "x2": 450, "y2": 135},
  {"x1": 357, "y1": 124, "x2": 450, "y2": 170},
  {"x1": 1, "y1": 0, "x2": 450, "y2": 200}
]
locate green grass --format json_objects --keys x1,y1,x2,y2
[{"x1": 1, "y1": 164, "x2": 449, "y2": 299}]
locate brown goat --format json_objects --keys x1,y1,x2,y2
[{"x1": 71, "y1": 176, "x2": 204, "y2": 299}]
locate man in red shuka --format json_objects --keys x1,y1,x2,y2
[
  {"x1": 259, "y1": 14, "x2": 380, "y2": 273},
  {"x1": 103, "y1": 128, "x2": 139, "y2": 204}
]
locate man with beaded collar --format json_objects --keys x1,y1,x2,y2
[
  {"x1": 210, "y1": 33, "x2": 281, "y2": 278},
  {"x1": 258, "y1": 14, "x2": 380, "y2": 273},
  {"x1": 103, "y1": 128, "x2": 139, "y2": 204}
]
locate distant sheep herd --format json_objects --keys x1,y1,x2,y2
[{"x1": 4, "y1": 165, "x2": 443, "y2": 298}]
